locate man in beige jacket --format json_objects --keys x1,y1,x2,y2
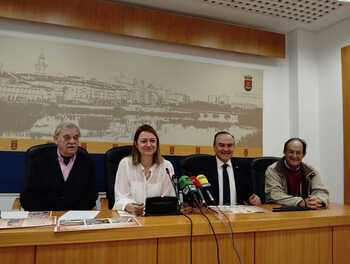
[{"x1": 265, "y1": 138, "x2": 329, "y2": 209}]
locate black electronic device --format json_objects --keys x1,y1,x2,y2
[
  {"x1": 144, "y1": 196, "x2": 179, "y2": 216},
  {"x1": 272, "y1": 206, "x2": 311, "y2": 212}
]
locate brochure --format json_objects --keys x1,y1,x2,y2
[
  {"x1": 58, "y1": 210, "x2": 99, "y2": 221},
  {"x1": 54, "y1": 216, "x2": 140, "y2": 232},
  {"x1": 0, "y1": 211, "x2": 56, "y2": 229},
  {"x1": 209, "y1": 205, "x2": 266, "y2": 214}
]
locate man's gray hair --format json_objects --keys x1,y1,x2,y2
[{"x1": 53, "y1": 122, "x2": 81, "y2": 139}]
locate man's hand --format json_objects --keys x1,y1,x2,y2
[
  {"x1": 298, "y1": 199, "x2": 306, "y2": 208},
  {"x1": 248, "y1": 194, "x2": 261, "y2": 206},
  {"x1": 305, "y1": 196, "x2": 323, "y2": 210}
]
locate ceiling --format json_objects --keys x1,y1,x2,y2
[{"x1": 113, "y1": 0, "x2": 350, "y2": 33}]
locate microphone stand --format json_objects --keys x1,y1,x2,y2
[{"x1": 166, "y1": 168, "x2": 181, "y2": 213}]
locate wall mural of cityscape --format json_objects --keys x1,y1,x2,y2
[{"x1": 0, "y1": 34, "x2": 262, "y2": 149}]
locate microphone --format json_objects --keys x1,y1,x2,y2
[
  {"x1": 196, "y1": 174, "x2": 216, "y2": 205},
  {"x1": 178, "y1": 175, "x2": 202, "y2": 207},
  {"x1": 165, "y1": 168, "x2": 181, "y2": 204},
  {"x1": 166, "y1": 168, "x2": 177, "y2": 193},
  {"x1": 190, "y1": 176, "x2": 207, "y2": 207}
]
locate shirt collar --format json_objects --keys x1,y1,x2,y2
[
  {"x1": 138, "y1": 162, "x2": 156, "y2": 172},
  {"x1": 57, "y1": 148, "x2": 76, "y2": 164},
  {"x1": 216, "y1": 156, "x2": 232, "y2": 168},
  {"x1": 283, "y1": 158, "x2": 301, "y2": 172}
]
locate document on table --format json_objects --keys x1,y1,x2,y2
[
  {"x1": 59, "y1": 210, "x2": 99, "y2": 221},
  {"x1": 209, "y1": 205, "x2": 266, "y2": 214},
  {"x1": 0, "y1": 211, "x2": 29, "y2": 219},
  {"x1": 55, "y1": 211, "x2": 140, "y2": 232},
  {"x1": 55, "y1": 215, "x2": 140, "y2": 232},
  {"x1": 0, "y1": 211, "x2": 56, "y2": 229}
]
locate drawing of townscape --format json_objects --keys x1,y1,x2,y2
[{"x1": 0, "y1": 35, "x2": 262, "y2": 147}]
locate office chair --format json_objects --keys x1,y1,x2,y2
[
  {"x1": 251, "y1": 156, "x2": 279, "y2": 203},
  {"x1": 20, "y1": 144, "x2": 58, "y2": 210},
  {"x1": 25, "y1": 143, "x2": 56, "y2": 178},
  {"x1": 14, "y1": 144, "x2": 57, "y2": 210},
  {"x1": 25, "y1": 143, "x2": 89, "y2": 177},
  {"x1": 104, "y1": 145, "x2": 132, "y2": 209},
  {"x1": 180, "y1": 153, "x2": 212, "y2": 176}
]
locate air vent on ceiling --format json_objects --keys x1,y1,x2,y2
[{"x1": 201, "y1": 0, "x2": 343, "y2": 24}]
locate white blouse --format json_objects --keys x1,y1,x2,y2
[{"x1": 113, "y1": 156, "x2": 176, "y2": 211}]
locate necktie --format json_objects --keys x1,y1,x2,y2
[
  {"x1": 62, "y1": 156, "x2": 71, "y2": 165},
  {"x1": 222, "y1": 163, "x2": 231, "y2": 205}
]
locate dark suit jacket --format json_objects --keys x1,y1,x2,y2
[
  {"x1": 20, "y1": 147, "x2": 98, "y2": 211},
  {"x1": 182, "y1": 155, "x2": 254, "y2": 205}
]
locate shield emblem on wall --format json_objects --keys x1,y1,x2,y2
[{"x1": 244, "y1": 75, "x2": 253, "y2": 91}]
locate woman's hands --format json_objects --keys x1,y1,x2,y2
[{"x1": 125, "y1": 202, "x2": 145, "y2": 216}]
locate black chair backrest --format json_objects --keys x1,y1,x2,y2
[
  {"x1": 24, "y1": 143, "x2": 89, "y2": 186},
  {"x1": 181, "y1": 154, "x2": 255, "y2": 174},
  {"x1": 25, "y1": 143, "x2": 88, "y2": 179},
  {"x1": 104, "y1": 145, "x2": 132, "y2": 209},
  {"x1": 25, "y1": 143, "x2": 56, "y2": 187},
  {"x1": 180, "y1": 153, "x2": 212, "y2": 176},
  {"x1": 251, "y1": 156, "x2": 280, "y2": 203},
  {"x1": 26, "y1": 143, "x2": 56, "y2": 158}
]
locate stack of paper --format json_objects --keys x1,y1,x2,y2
[
  {"x1": 0, "y1": 211, "x2": 56, "y2": 229},
  {"x1": 209, "y1": 205, "x2": 266, "y2": 214},
  {"x1": 55, "y1": 210, "x2": 140, "y2": 232}
]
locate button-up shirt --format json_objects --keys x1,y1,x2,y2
[
  {"x1": 216, "y1": 157, "x2": 237, "y2": 205},
  {"x1": 57, "y1": 149, "x2": 76, "y2": 181},
  {"x1": 113, "y1": 156, "x2": 175, "y2": 210}
]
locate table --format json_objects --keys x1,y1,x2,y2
[{"x1": 1, "y1": 204, "x2": 350, "y2": 264}]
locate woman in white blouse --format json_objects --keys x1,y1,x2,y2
[{"x1": 113, "y1": 124, "x2": 175, "y2": 215}]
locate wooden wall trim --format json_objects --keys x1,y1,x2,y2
[
  {"x1": 0, "y1": 0, "x2": 285, "y2": 58},
  {"x1": 0, "y1": 138, "x2": 262, "y2": 157},
  {"x1": 342, "y1": 46, "x2": 350, "y2": 204}
]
